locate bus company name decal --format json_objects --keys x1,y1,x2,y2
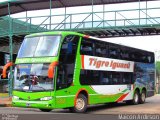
[{"x1": 81, "y1": 55, "x2": 134, "y2": 72}]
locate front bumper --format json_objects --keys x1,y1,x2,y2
[{"x1": 12, "y1": 100, "x2": 54, "y2": 109}]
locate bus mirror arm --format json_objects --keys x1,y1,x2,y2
[
  {"x1": 2, "y1": 62, "x2": 14, "y2": 78},
  {"x1": 48, "y1": 61, "x2": 58, "y2": 79}
]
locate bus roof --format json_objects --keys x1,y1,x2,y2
[
  {"x1": 25, "y1": 31, "x2": 154, "y2": 54},
  {"x1": 25, "y1": 31, "x2": 85, "y2": 38}
]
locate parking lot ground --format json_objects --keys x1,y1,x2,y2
[{"x1": 0, "y1": 94, "x2": 160, "y2": 115}]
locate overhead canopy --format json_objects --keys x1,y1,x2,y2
[{"x1": 0, "y1": 0, "x2": 158, "y2": 17}]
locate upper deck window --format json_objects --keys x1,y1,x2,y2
[{"x1": 17, "y1": 35, "x2": 61, "y2": 58}]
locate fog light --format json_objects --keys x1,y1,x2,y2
[
  {"x1": 12, "y1": 96, "x2": 19, "y2": 100},
  {"x1": 40, "y1": 97, "x2": 52, "y2": 101}
]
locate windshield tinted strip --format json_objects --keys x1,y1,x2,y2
[{"x1": 15, "y1": 57, "x2": 58, "y2": 64}]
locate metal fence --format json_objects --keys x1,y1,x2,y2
[{"x1": 1, "y1": 7, "x2": 160, "y2": 37}]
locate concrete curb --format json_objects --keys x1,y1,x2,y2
[{"x1": 0, "y1": 97, "x2": 12, "y2": 107}]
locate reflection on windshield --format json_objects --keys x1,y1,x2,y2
[
  {"x1": 18, "y1": 35, "x2": 61, "y2": 58},
  {"x1": 14, "y1": 64, "x2": 53, "y2": 91}
]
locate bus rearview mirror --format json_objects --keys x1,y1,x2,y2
[
  {"x1": 2, "y1": 62, "x2": 14, "y2": 78},
  {"x1": 48, "y1": 61, "x2": 58, "y2": 79}
]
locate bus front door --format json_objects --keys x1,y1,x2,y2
[{"x1": 55, "y1": 35, "x2": 79, "y2": 108}]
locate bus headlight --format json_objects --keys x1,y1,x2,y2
[
  {"x1": 40, "y1": 97, "x2": 52, "y2": 101},
  {"x1": 13, "y1": 96, "x2": 19, "y2": 100}
]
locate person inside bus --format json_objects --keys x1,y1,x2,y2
[
  {"x1": 62, "y1": 36, "x2": 74, "y2": 63},
  {"x1": 96, "y1": 48, "x2": 102, "y2": 56}
]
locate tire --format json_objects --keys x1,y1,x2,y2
[
  {"x1": 139, "y1": 90, "x2": 146, "y2": 104},
  {"x1": 69, "y1": 94, "x2": 87, "y2": 113},
  {"x1": 40, "y1": 109, "x2": 52, "y2": 112},
  {"x1": 126, "y1": 91, "x2": 140, "y2": 105}
]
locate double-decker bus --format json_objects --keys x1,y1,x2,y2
[{"x1": 3, "y1": 31, "x2": 155, "y2": 113}]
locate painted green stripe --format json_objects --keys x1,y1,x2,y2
[
  {"x1": 122, "y1": 89, "x2": 128, "y2": 93},
  {"x1": 15, "y1": 57, "x2": 58, "y2": 64}
]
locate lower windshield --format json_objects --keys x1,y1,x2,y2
[{"x1": 14, "y1": 64, "x2": 53, "y2": 92}]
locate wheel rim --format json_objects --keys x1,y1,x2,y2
[
  {"x1": 75, "y1": 98, "x2": 85, "y2": 111},
  {"x1": 134, "y1": 93, "x2": 139, "y2": 103},
  {"x1": 141, "y1": 93, "x2": 146, "y2": 102}
]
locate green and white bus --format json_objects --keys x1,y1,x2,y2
[{"x1": 3, "y1": 31, "x2": 155, "y2": 113}]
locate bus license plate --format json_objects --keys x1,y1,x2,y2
[{"x1": 26, "y1": 103, "x2": 30, "y2": 107}]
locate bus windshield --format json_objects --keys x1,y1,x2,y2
[
  {"x1": 17, "y1": 35, "x2": 61, "y2": 58},
  {"x1": 14, "y1": 64, "x2": 54, "y2": 91}
]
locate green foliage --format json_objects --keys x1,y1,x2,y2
[{"x1": 156, "y1": 62, "x2": 160, "y2": 73}]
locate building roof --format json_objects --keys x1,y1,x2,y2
[
  {"x1": 0, "y1": 16, "x2": 45, "y2": 49},
  {"x1": 0, "y1": 0, "x2": 158, "y2": 17}
]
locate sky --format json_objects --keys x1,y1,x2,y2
[
  {"x1": 10, "y1": 0, "x2": 160, "y2": 60},
  {"x1": 104, "y1": 35, "x2": 160, "y2": 52}
]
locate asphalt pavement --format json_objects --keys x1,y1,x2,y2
[{"x1": 0, "y1": 94, "x2": 160, "y2": 120}]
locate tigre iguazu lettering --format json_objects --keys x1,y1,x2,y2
[{"x1": 89, "y1": 58, "x2": 130, "y2": 69}]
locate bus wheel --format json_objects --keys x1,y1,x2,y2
[
  {"x1": 132, "y1": 91, "x2": 140, "y2": 105},
  {"x1": 126, "y1": 91, "x2": 140, "y2": 105},
  {"x1": 40, "y1": 109, "x2": 52, "y2": 112},
  {"x1": 139, "y1": 90, "x2": 146, "y2": 104},
  {"x1": 70, "y1": 94, "x2": 87, "y2": 113}
]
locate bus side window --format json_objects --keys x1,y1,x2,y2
[
  {"x1": 147, "y1": 53, "x2": 154, "y2": 63},
  {"x1": 122, "y1": 73, "x2": 133, "y2": 84},
  {"x1": 80, "y1": 70, "x2": 92, "y2": 85},
  {"x1": 131, "y1": 50, "x2": 155, "y2": 63},
  {"x1": 130, "y1": 50, "x2": 140, "y2": 62},
  {"x1": 60, "y1": 35, "x2": 79, "y2": 64},
  {"x1": 80, "y1": 38, "x2": 94, "y2": 56},
  {"x1": 109, "y1": 45, "x2": 120, "y2": 59},
  {"x1": 95, "y1": 41, "x2": 108, "y2": 57},
  {"x1": 140, "y1": 51, "x2": 149, "y2": 63},
  {"x1": 120, "y1": 47, "x2": 130, "y2": 60},
  {"x1": 80, "y1": 70, "x2": 100, "y2": 85},
  {"x1": 111, "y1": 72, "x2": 121, "y2": 84},
  {"x1": 100, "y1": 71, "x2": 111, "y2": 85},
  {"x1": 80, "y1": 70, "x2": 134, "y2": 85}
]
